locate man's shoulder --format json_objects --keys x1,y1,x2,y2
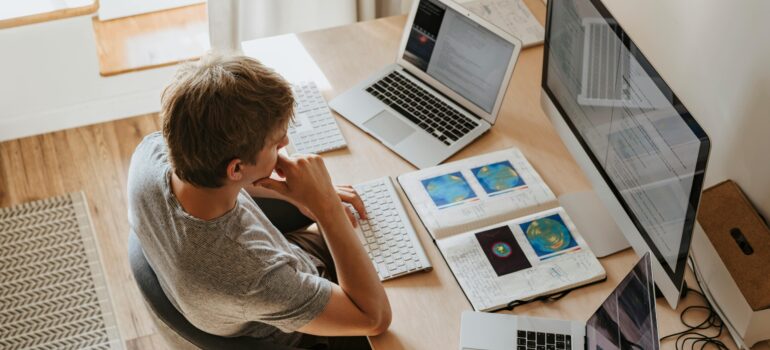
[
  {"x1": 127, "y1": 132, "x2": 169, "y2": 203},
  {"x1": 132, "y1": 131, "x2": 166, "y2": 164}
]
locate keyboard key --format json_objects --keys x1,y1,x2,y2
[{"x1": 547, "y1": 333, "x2": 555, "y2": 344}]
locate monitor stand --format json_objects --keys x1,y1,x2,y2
[
  {"x1": 559, "y1": 190, "x2": 630, "y2": 257},
  {"x1": 655, "y1": 281, "x2": 689, "y2": 300}
]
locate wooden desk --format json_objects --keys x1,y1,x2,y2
[{"x1": 249, "y1": 2, "x2": 764, "y2": 349}]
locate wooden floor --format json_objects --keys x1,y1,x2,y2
[{"x1": 0, "y1": 113, "x2": 166, "y2": 349}]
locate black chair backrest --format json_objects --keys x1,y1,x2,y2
[{"x1": 127, "y1": 232, "x2": 302, "y2": 350}]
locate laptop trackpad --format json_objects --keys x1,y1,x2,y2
[{"x1": 364, "y1": 110, "x2": 415, "y2": 145}]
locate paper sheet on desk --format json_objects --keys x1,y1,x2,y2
[
  {"x1": 241, "y1": 34, "x2": 331, "y2": 90},
  {"x1": 462, "y1": 0, "x2": 545, "y2": 48}
]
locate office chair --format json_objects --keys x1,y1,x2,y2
[{"x1": 128, "y1": 197, "x2": 312, "y2": 350}]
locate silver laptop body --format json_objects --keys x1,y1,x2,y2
[
  {"x1": 329, "y1": 0, "x2": 522, "y2": 169},
  {"x1": 461, "y1": 312, "x2": 586, "y2": 350},
  {"x1": 460, "y1": 254, "x2": 659, "y2": 350}
]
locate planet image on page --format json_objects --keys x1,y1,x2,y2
[
  {"x1": 520, "y1": 213, "x2": 578, "y2": 259},
  {"x1": 421, "y1": 172, "x2": 478, "y2": 209},
  {"x1": 475, "y1": 225, "x2": 532, "y2": 276},
  {"x1": 471, "y1": 161, "x2": 526, "y2": 195}
]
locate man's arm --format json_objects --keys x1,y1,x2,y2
[
  {"x1": 256, "y1": 154, "x2": 391, "y2": 336},
  {"x1": 298, "y1": 202, "x2": 392, "y2": 336}
]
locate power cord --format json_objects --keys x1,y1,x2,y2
[{"x1": 660, "y1": 257, "x2": 731, "y2": 350}]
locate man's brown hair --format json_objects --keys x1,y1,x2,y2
[{"x1": 161, "y1": 53, "x2": 294, "y2": 188}]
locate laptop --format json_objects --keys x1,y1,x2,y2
[
  {"x1": 460, "y1": 253, "x2": 659, "y2": 350},
  {"x1": 328, "y1": 0, "x2": 522, "y2": 169}
]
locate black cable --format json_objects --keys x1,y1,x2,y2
[
  {"x1": 660, "y1": 257, "x2": 732, "y2": 350},
  {"x1": 505, "y1": 289, "x2": 573, "y2": 311}
]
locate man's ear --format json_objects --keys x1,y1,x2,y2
[{"x1": 226, "y1": 158, "x2": 243, "y2": 181}]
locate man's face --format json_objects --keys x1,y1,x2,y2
[{"x1": 240, "y1": 123, "x2": 289, "y2": 185}]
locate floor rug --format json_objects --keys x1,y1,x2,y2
[{"x1": 0, "y1": 192, "x2": 123, "y2": 349}]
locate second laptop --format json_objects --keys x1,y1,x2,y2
[{"x1": 329, "y1": 0, "x2": 522, "y2": 169}]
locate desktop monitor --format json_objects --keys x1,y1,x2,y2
[{"x1": 540, "y1": 0, "x2": 710, "y2": 308}]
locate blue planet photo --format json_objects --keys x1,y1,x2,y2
[
  {"x1": 520, "y1": 213, "x2": 578, "y2": 258},
  {"x1": 421, "y1": 172, "x2": 477, "y2": 208},
  {"x1": 471, "y1": 161, "x2": 526, "y2": 195}
]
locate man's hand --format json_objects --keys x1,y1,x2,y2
[
  {"x1": 254, "y1": 154, "x2": 367, "y2": 226},
  {"x1": 248, "y1": 180, "x2": 367, "y2": 228},
  {"x1": 335, "y1": 185, "x2": 368, "y2": 227},
  {"x1": 254, "y1": 153, "x2": 337, "y2": 211}
]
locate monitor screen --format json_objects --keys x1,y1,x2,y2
[
  {"x1": 586, "y1": 253, "x2": 659, "y2": 349},
  {"x1": 542, "y1": 0, "x2": 709, "y2": 287},
  {"x1": 402, "y1": 0, "x2": 515, "y2": 113}
]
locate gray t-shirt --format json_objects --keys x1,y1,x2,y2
[{"x1": 127, "y1": 132, "x2": 331, "y2": 345}]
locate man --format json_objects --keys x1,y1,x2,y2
[{"x1": 127, "y1": 53, "x2": 391, "y2": 348}]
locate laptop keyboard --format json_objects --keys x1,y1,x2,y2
[
  {"x1": 365, "y1": 71, "x2": 478, "y2": 146},
  {"x1": 516, "y1": 330, "x2": 571, "y2": 350}
]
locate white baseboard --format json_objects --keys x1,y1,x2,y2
[{"x1": 0, "y1": 87, "x2": 165, "y2": 142}]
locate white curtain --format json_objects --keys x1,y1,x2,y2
[{"x1": 208, "y1": 0, "x2": 413, "y2": 53}]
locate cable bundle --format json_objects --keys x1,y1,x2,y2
[{"x1": 661, "y1": 256, "x2": 733, "y2": 350}]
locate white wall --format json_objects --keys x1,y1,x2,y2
[
  {"x1": 601, "y1": 0, "x2": 770, "y2": 218},
  {"x1": 0, "y1": 15, "x2": 177, "y2": 142},
  {"x1": 208, "y1": 0, "x2": 413, "y2": 52},
  {"x1": 238, "y1": 0, "x2": 358, "y2": 40}
]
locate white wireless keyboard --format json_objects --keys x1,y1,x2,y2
[
  {"x1": 353, "y1": 177, "x2": 432, "y2": 281},
  {"x1": 288, "y1": 82, "x2": 347, "y2": 154}
]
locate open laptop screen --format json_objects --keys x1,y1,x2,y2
[
  {"x1": 402, "y1": 0, "x2": 515, "y2": 114},
  {"x1": 586, "y1": 253, "x2": 658, "y2": 349}
]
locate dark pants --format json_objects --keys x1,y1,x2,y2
[{"x1": 253, "y1": 197, "x2": 372, "y2": 350}]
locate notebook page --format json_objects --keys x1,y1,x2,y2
[
  {"x1": 437, "y1": 207, "x2": 606, "y2": 311},
  {"x1": 399, "y1": 147, "x2": 556, "y2": 239}
]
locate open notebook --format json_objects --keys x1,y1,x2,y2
[{"x1": 397, "y1": 147, "x2": 606, "y2": 311}]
